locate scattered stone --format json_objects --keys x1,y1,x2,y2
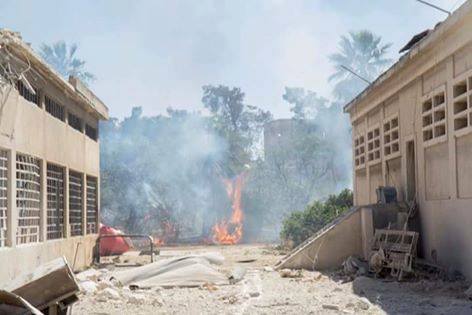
[
  {"x1": 97, "y1": 279, "x2": 116, "y2": 290},
  {"x1": 313, "y1": 271, "x2": 322, "y2": 281},
  {"x1": 465, "y1": 285, "x2": 472, "y2": 300},
  {"x1": 279, "y1": 269, "x2": 302, "y2": 278},
  {"x1": 80, "y1": 280, "x2": 98, "y2": 294},
  {"x1": 249, "y1": 291, "x2": 260, "y2": 298},
  {"x1": 322, "y1": 304, "x2": 340, "y2": 311},
  {"x1": 343, "y1": 256, "x2": 368, "y2": 277},
  {"x1": 345, "y1": 302, "x2": 355, "y2": 308},
  {"x1": 98, "y1": 288, "x2": 121, "y2": 300},
  {"x1": 263, "y1": 266, "x2": 274, "y2": 272},
  {"x1": 127, "y1": 293, "x2": 147, "y2": 304},
  {"x1": 356, "y1": 297, "x2": 371, "y2": 310},
  {"x1": 201, "y1": 282, "x2": 218, "y2": 292},
  {"x1": 76, "y1": 268, "x2": 102, "y2": 282}
]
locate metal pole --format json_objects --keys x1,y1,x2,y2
[
  {"x1": 416, "y1": 0, "x2": 451, "y2": 15},
  {"x1": 340, "y1": 65, "x2": 371, "y2": 84}
]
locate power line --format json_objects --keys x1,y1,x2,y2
[
  {"x1": 415, "y1": 0, "x2": 451, "y2": 15},
  {"x1": 339, "y1": 65, "x2": 371, "y2": 84}
]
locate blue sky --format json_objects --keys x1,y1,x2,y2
[{"x1": 0, "y1": 0, "x2": 465, "y2": 118}]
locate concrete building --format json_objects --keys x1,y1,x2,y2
[
  {"x1": 0, "y1": 30, "x2": 108, "y2": 283},
  {"x1": 344, "y1": 1, "x2": 472, "y2": 278}
]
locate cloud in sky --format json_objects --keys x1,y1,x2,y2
[{"x1": 0, "y1": 0, "x2": 465, "y2": 118}]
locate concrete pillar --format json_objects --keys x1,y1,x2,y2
[
  {"x1": 6, "y1": 149, "x2": 17, "y2": 247},
  {"x1": 64, "y1": 167, "x2": 70, "y2": 238},
  {"x1": 81, "y1": 173, "x2": 87, "y2": 236},
  {"x1": 96, "y1": 176, "x2": 101, "y2": 234},
  {"x1": 446, "y1": 56, "x2": 458, "y2": 200},
  {"x1": 40, "y1": 159, "x2": 47, "y2": 241},
  {"x1": 380, "y1": 105, "x2": 387, "y2": 186},
  {"x1": 365, "y1": 116, "x2": 372, "y2": 202},
  {"x1": 361, "y1": 207, "x2": 374, "y2": 260}
]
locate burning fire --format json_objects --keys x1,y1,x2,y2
[
  {"x1": 154, "y1": 220, "x2": 178, "y2": 246},
  {"x1": 212, "y1": 173, "x2": 245, "y2": 245}
]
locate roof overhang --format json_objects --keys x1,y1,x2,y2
[
  {"x1": 0, "y1": 29, "x2": 109, "y2": 120},
  {"x1": 343, "y1": 0, "x2": 472, "y2": 115}
]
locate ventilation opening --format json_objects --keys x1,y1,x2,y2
[
  {"x1": 69, "y1": 171, "x2": 83, "y2": 236},
  {"x1": 86, "y1": 176, "x2": 98, "y2": 234},
  {"x1": 47, "y1": 164, "x2": 65, "y2": 240}
]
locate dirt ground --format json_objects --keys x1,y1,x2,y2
[{"x1": 72, "y1": 244, "x2": 472, "y2": 315}]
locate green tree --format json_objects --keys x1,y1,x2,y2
[
  {"x1": 202, "y1": 85, "x2": 272, "y2": 174},
  {"x1": 39, "y1": 41, "x2": 95, "y2": 84},
  {"x1": 282, "y1": 87, "x2": 328, "y2": 120},
  {"x1": 280, "y1": 189, "x2": 353, "y2": 247},
  {"x1": 329, "y1": 30, "x2": 392, "y2": 103}
]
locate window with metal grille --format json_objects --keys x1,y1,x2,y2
[
  {"x1": 16, "y1": 153, "x2": 41, "y2": 244},
  {"x1": 86, "y1": 176, "x2": 98, "y2": 234},
  {"x1": 47, "y1": 164, "x2": 65, "y2": 240},
  {"x1": 16, "y1": 80, "x2": 40, "y2": 107},
  {"x1": 68, "y1": 112, "x2": 83, "y2": 132},
  {"x1": 45, "y1": 95, "x2": 65, "y2": 121},
  {"x1": 69, "y1": 171, "x2": 83, "y2": 236},
  {"x1": 85, "y1": 124, "x2": 98, "y2": 141},
  {"x1": 0, "y1": 150, "x2": 7, "y2": 247}
]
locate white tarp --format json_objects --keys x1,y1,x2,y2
[{"x1": 111, "y1": 253, "x2": 229, "y2": 289}]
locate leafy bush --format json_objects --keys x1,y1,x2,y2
[{"x1": 280, "y1": 189, "x2": 353, "y2": 248}]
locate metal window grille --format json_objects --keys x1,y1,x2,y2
[
  {"x1": 0, "y1": 150, "x2": 7, "y2": 247},
  {"x1": 45, "y1": 95, "x2": 65, "y2": 121},
  {"x1": 69, "y1": 171, "x2": 83, "y2": 236},
  {"x1": 47, "y1": 164, "x2": 65, "y2": 239},
  {"x1": 86, "y1": 176, "x2": 98, "y2": 234},
  {"x1": 85, "y1": 124, "x2": 98, "y2": 141},
  {"x1": 16, "y1": 80, "x2": 40, "y2": 106},
  {"x1": 68, "y1": 113, "x2": 83, "y2": 132},
  {"x1": 16, "y1": 153, "x2": 41, "y2": 244}
]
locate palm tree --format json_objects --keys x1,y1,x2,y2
[
  {"x1": 39, "y1": 41, "x2": 95, "y2": 84},
  {"x1": 329, "y1": 30, "x2": 392, "y2": 103}
]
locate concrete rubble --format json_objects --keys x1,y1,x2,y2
[{"x1": 71, "y1": 245, "x2": 472, "y2": 314}]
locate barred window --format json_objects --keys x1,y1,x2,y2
[
  {"x1": 85, "y1": 124, "x2": 98, "y2": 141},
  {"x1": 86, "y1": 176, "x2": 98, "y2": 234},
  {"x1": 69, "y1": 171, "x2": 83, "y2": 236},
  {"x1": 45, "y1": 95, "x2": 65, "y2": 121},
  {"x1": 47, "y1": 164, "x2": 65, "y2": 240},
  {"x1": 68, "y1": 112, "x2": 83, "y2": 132},
  {"x1": 16, "y1": 153, "x2": 41, "y2": 244},
  {"x1": 17, "y1": 80, "x2": 40, "y2": 107}
]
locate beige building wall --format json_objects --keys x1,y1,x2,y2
[
  {"x1": 346, "y1": 1, "x2": 472, "y2": 278},
  {"x1": 0, "y1": 43, "x2": 107, "y2": 284}
]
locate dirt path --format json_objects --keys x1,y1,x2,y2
[{"x1": 73, "y1": 244, "x2": 472, "y2": 314}]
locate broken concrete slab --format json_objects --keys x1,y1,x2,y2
[
  {"x1": 275, "y1": 206, "x2": 363, "y2": 271},
  {"x1": 2, "y1": 256, "x2": 80, "y2": 311}
]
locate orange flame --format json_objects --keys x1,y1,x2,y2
[{"x1": 212, "y1": 173, "x2": 245, "y2": 245}]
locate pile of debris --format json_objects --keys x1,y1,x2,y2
[
  {"x1": 0, "y1": 257, "x2": 80, "y2": 314},
  {"x1": 0, "y1": 251, "x2": 248, "y2": 314}
]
